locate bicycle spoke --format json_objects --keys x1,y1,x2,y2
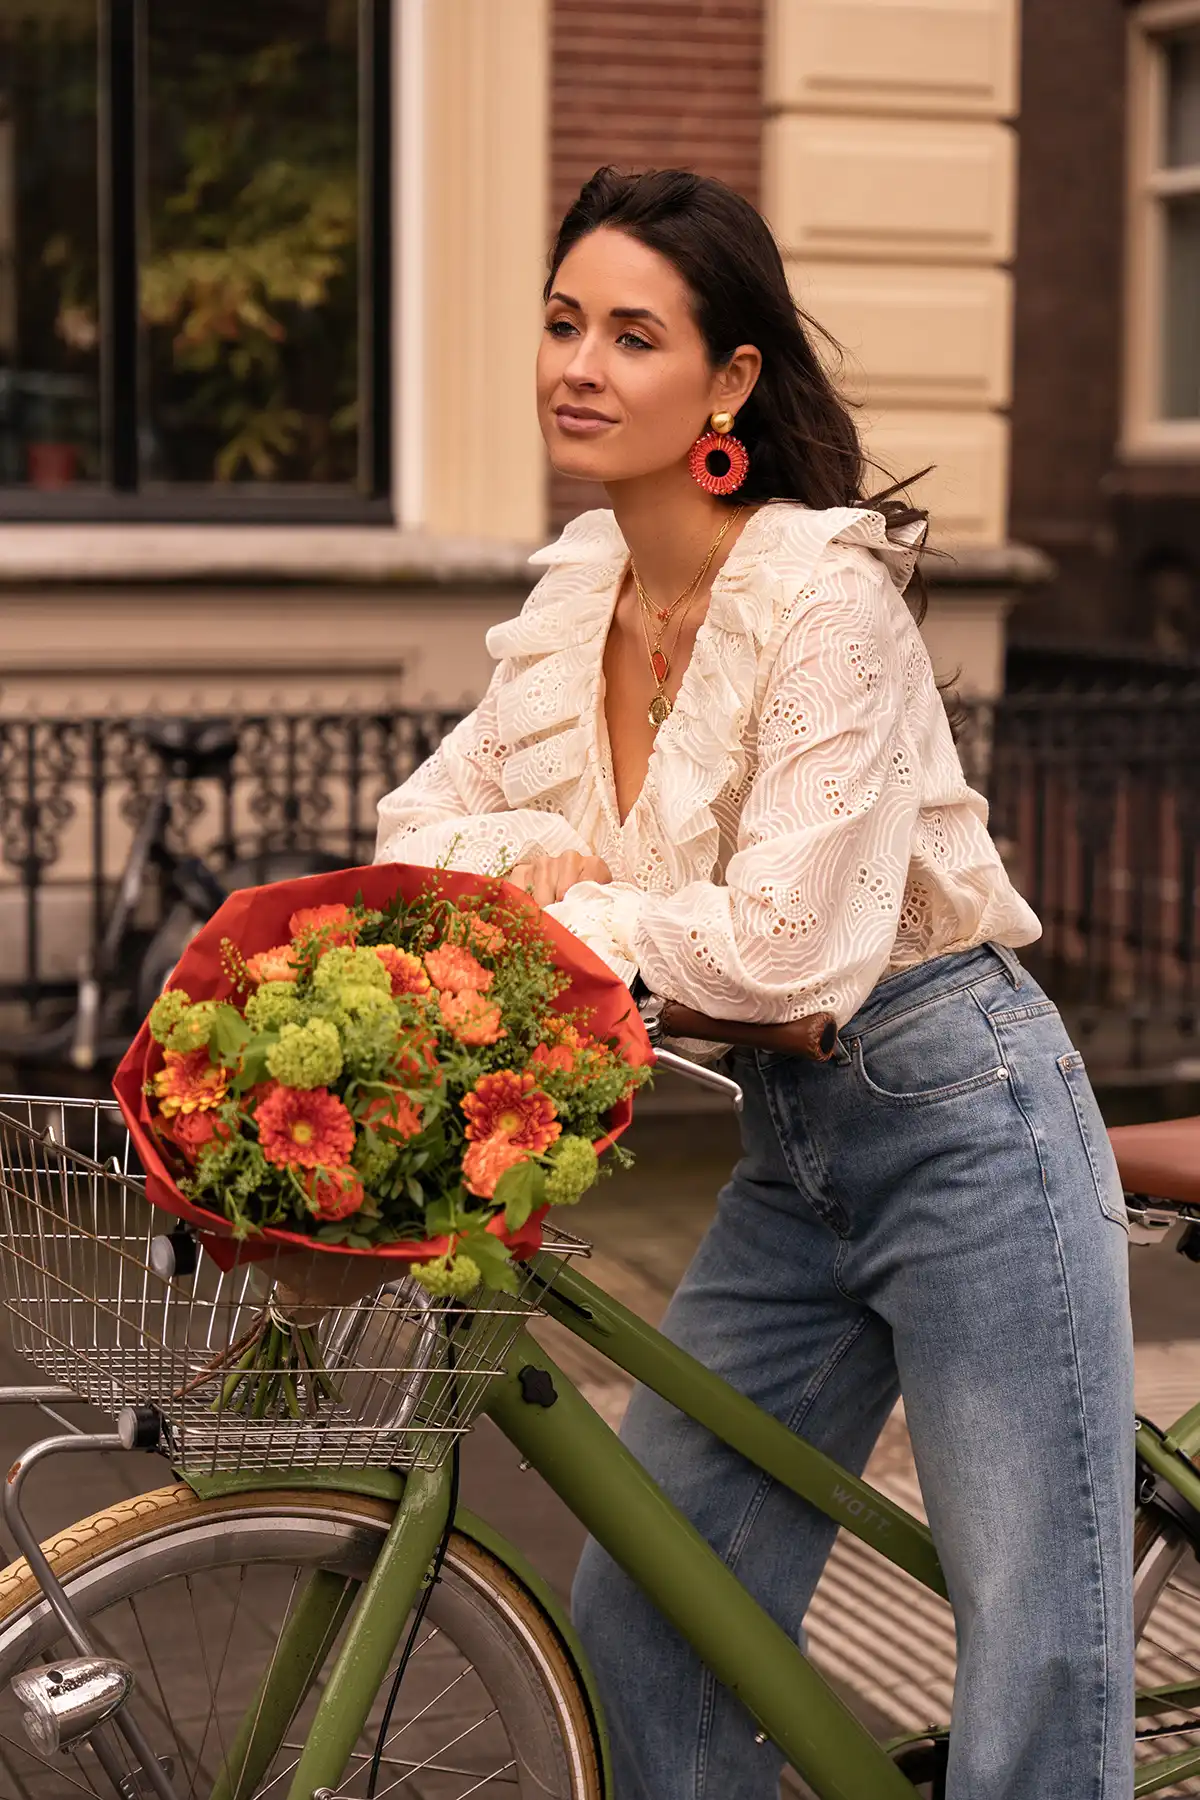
[
  {"x1": 373, "y1": 1708, "x2": 501, "y2": 1800},
  {"x1": 0, "y1": 1729, "x2": 104, "y2": 1797}
]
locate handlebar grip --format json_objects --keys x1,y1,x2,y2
[{"x1": 657, "y1": 1002, "x2": 839, "y2": 1061}]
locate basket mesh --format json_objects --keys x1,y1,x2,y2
[{"x1": 0, "y1": 1097, "x2": 585, "y2": 1474}]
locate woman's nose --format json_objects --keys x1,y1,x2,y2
[{"x1": 563, "y1": 339, "x2": 603, "y2": 391}]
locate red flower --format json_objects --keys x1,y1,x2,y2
[
  {"x1": 305, "y1": 1166, "x2": 365, "y2": 1221},
  {"x1": 289, "y1": 903, "x2": 359, "y2": 947},
  {"x1": 424, "y1": 943, "x2": 493, "y2": 994},
  {"x1": 462, "y1": 1070, "x2": 560, "y2": 1153},
  {"x1": 374, "y1": 944, "x2": 431, "y2": 997},
  {"x1": 362, "y1": 1090, "x2": 423, "y2": 1140},
  {"x1": 531, "y1": 1042, "x2": 576, "y2": 1074},
  {"x1": 438, "y1": 990, "x2": 506, "y2": 1047},
  {"x1": 170, "y1": 1110, "x2": 232, "y2": 1162},
  {"x1": 462, "y1": 1136, "x2": 529, "y2": 1199},
  {"x1": 153, "y1": 1049, "x2": 228, "y2": 1117},
  {"x1": 245, "y1": 944, "x2": 298, "y2": 985},
  {"x1": 256, "y1": 1084, "x2": 356, "y2": 1169}
]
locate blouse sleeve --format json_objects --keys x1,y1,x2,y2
[
  {"x1": 545, "y1": 553, "x2": 922, "y2": 1023},
  {"x1": 374, "y1": 668, "x2": 593, "y2": 874}
]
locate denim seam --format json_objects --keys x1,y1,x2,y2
[
  {"x1": 987, "y1": 1049, "x2": 1113, "y2": 1800},
  {"x1": 693, "y1": 1312, "x2": 875, "y2": 1800},
  {"x1": 758, "y1": 1059, "x2": 849, "y2": 1236},
  {"x1": 850, "y1": 971, "x2": 998, "y2": 1039}
]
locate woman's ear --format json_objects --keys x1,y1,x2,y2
[{"x1": 712, "y1": 344, "x2": 762, "y2": 417}]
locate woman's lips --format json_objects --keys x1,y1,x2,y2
[{"x1": 554, "y1": 409, "x2": 617, "y2": 436}]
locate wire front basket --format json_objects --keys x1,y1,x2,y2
[{"x1": 0, "y1": 1096, "x2": 586, "y2": 1474}]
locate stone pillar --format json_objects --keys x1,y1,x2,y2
[{"x1": 763, "y1": 0, "x2": 1038, "y2": 699}]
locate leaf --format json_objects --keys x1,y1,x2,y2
[
  {"x1": 234, "y1": 1041, "x2": 273, "y2": 1093},
  {"x1": 495, "y1": 1159, "x2": 545, "y2": 1233},
  {"x1": 211, "y1": 1006, "x2": 251, "y2": 1064},
  {"x1": 459, "y1": 1230, "x2": 520, "y2": 1294}
]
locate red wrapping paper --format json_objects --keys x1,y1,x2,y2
[{"x1": 113, "y1": 862, "x2": 653, "y2": 1270}]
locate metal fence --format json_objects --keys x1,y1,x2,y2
[
  {"x1": 3, "y1": 695, "x2": 1200, "y2": 1082},
  {"x1": 0, "y1": 707, "x2": 459, "y2": 1018}
]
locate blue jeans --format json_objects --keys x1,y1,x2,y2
[{"x1": 573, "y1": 945, "x2": 1135, "y2": 1800}]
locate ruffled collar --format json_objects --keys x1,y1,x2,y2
[{"x1": 485, "y1": 501, "x2": 925, "y2": 888}]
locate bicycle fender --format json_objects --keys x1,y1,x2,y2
[{"x1": 453, "y1": 1504, "x2": 614, "y2": 1799}]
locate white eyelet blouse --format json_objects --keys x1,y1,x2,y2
[{"x1": 374, "y1": 502, "x2": 1041, "y2": 1026}]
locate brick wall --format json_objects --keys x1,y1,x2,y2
[
  {"x1": 547, "y1": 0, "x2": 765, "y2": 528},
  {"x1": 1007, "y1": 0, "x2": 1128, "y2": 641}
]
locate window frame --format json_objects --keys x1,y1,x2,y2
[
  {"x1": 0, "y1": 0, "x2": 393, "y2": 523},
  {"x1": 1124, "y1": 0, "x2": 1200, "y2": 460}
]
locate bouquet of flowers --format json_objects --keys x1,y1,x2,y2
[{"x1": 113, "y1": 863, "x2": 651, "y2": 1412}]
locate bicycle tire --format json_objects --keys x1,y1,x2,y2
[{"x1": 0, "y1": 1483, "x2": 604, "y2": 1800}]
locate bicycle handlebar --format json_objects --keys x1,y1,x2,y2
[{"x1": 653, "y1": 1001, "x2": 840, "y2": 1062}]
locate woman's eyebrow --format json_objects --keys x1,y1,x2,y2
[{"x1": 545, "y1": 291, "x2": 667, "y2": 330}]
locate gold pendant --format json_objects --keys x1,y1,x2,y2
[{"x1": 648, "y1": 692, "x2": 672, "y2": 728}]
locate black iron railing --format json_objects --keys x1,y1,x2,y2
[
  {"x1": 0, "y1": 707, "x2": 461, "y2": 1018},
  {"x1": 4, "y1": 696, "x2": 1200, "y2": 1081}
]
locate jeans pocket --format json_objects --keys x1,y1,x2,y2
[{"x1": 1058, "y1": 1050, "x2": 1129, "y2": 1229}]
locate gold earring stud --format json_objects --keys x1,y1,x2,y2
[{"x1": 710, "y1": 410, "x2": 735, "y2": 435}]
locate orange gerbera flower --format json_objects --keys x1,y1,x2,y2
[
  {"x1": 462, "y1": 1136, "x2": 529, "y2": 1200},
  {"x1": 153, "y1": 1049, "x2": 228, "y2": 1117},
  {"x1": 170, "y1": 1109, "x2": 232, "y2": 1162},
  {"x1": 424, "y1": 944, "x2": 493, "y2": 994},
  {"x1": 304, "y1": 1165, "x2": 365, "y2": 1221},
  {"x1": 246, "y1": 944, "x2": 298, "y2": 985},
  {"x1": 462, "y1": 1070, "x2": 560, "y2": 1153},
  {"x1": 256, "y1": 1084, "x2": 356, "y2": 1168},
  {"x1": 289, "y1": 903, "x2": 359, "y2": 947},
  {"x1": 362, "y1": 1090, "x2": 424, "y2": 1140},
  {"x1": 438, "y1": 990, "x2": 506, "y2": 1047},
  {"x1": 374, "y1": 944, "x2": 431, "y2": 997}
]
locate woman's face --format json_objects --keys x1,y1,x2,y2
[{"x1": 537, "y1": 227, "x2": 760, "y2": 486}]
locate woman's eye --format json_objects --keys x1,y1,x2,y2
[
  {"x1": 545, "y1": 319, "x2": 577, "y2": 338},
  {"x1": 618, "y1": 332, "x2": 652, "y2": 351}
]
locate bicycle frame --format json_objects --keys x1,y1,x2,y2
[{"x1": 131, "y1": 1247, "x2": 1198, "y2": 1800}]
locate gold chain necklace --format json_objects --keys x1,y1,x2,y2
[{"x1": 632, "y1": 509, "x2": 742, "y2": 728}]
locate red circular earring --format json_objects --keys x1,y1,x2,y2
[{"x1": 688, "y1": 409, "x2": 749, "y2": 496}]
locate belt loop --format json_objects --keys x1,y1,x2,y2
[{"x1": 989, "y1": 941, "x2": 1022, "y2": 988}]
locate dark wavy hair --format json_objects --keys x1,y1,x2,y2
[{"x1": 547, "y1": 167, "x2": 931, "y2": 604}]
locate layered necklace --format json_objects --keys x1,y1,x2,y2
[{"x1": 631, "y1": 507, "x2": 743, "y2": 728}]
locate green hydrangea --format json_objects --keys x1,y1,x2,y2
[
  {"x1": 265, "y1": 1017, "x2": 344, "y2": 1089},
  {"x1": 544, "y1": 1135, "x2": 599, "y2": 1206},
  {"x1": 165, "y1": 1000, "x2": 222, "y2": 1054},
  {"x1": 313, "y1": 983, "x2": 398, "y2": 1081},
  {"x1": 411, "y1": 1252, "x2": 481, "y2": 1299},
  {"x1": 312, "y1": 946, "x2": 392, "y2": 999},
  {"x1": 245, "y1": 981, "x2": 304, "y2": 1035},
  {"x1": 148, "y1": 989, "x2": 192, "y2": 1045},
  {"x1": 353, "y1": 1130, "x2": 399, "y2": 1189}
]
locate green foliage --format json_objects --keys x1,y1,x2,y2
[
  {"x1": 265, "y1": 1016, "x2": 343, "y2": 1089},
  {"x1": 544, "y1": 1135, "x2": 599, "y2": 1207},
  {"x1": 494, "y1": 1158, "x2": 547, "y2": 1232},
  {"x1": 244, "y1": 981, "x2": 303, "y2": 1034},
  {"x1": 148, "y1": 989, "x2": 192, "y2": 1046}
]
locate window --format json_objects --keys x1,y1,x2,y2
[
  {"x1": 1126, "y1": 4, "x2": 1200, "y2": 453},
  {"x1": 0, "y1": 0, "x2": 391, "y2": 520}
]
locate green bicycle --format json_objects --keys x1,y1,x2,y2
[{"x1": 0, "y1": 1089, "x2": 1196, "y2": 1800}]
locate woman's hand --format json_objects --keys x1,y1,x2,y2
[{"x1": 508, "y1": 852, "x2": 613, "y2": 907}]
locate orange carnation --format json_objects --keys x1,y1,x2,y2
[
  {"x1": 462, "y1": 1136, "x2": 529, "y2": 1200},
  {"x1": 245, "y1": 944, "x2": 298, "y2": 985},
  {"x1": 362, "y1": 1090, "x2": 424, "y2": 1140},
  {"x1": 438, "y1": 990, "x2": 506, "y2": 1047},
  {"x1": 424, "y1": 944, "x2": 493, "y2": 994},
  {"x1": 460, "y1": 915, "x2": 506, "y2": 956},
  {"x1": 531, "y1": 1041, "x2": 576, "y2": 1074},
  {"x1": 374, "y1": 944, "x2": 431, "y2": 997},
  {"x1": 304, "y1": 1166, "x2": 365, "y2": 1221},
  {"x1": 256, "y1": 1084, "x2": 356, "y2": 1168},
  {"x1": 153, "y1": 1049, "x2": 228, "y2": 1118},
  {"x1": 289, "y1": 903, "x2": 359, "y2": 947},
  {"x1": 170, "y1": 1109, "x2": 232, "y2": 1162},
  {"x1": 462, "y1": 1070, "x2": 560, "y2": 1153}
]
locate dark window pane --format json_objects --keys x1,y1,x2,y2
[
  {"x1": 141, "y1": 0, "x2": 361, "y2": 488},
  {"x1": 1163, "y1": 193, "x2": 1200, "y2": 419},
  {"x1": 0, "y1": 1, "x2": 101, "y2": 490},
  {"x1": 1165, "y1": 26, "x2": 1200, "y2": 170}
]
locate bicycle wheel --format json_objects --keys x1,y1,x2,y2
[
  {"x1": 1133, "y1": 1508, "x2": 1200, "y2": 1797},
  {"x1": 0, "y1": 1483, "x2": 603, "y2": 1800}
]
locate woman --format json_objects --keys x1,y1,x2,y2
[{"x1": 375, "y1": 168, "x2": 1134, "y2": 1800}]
